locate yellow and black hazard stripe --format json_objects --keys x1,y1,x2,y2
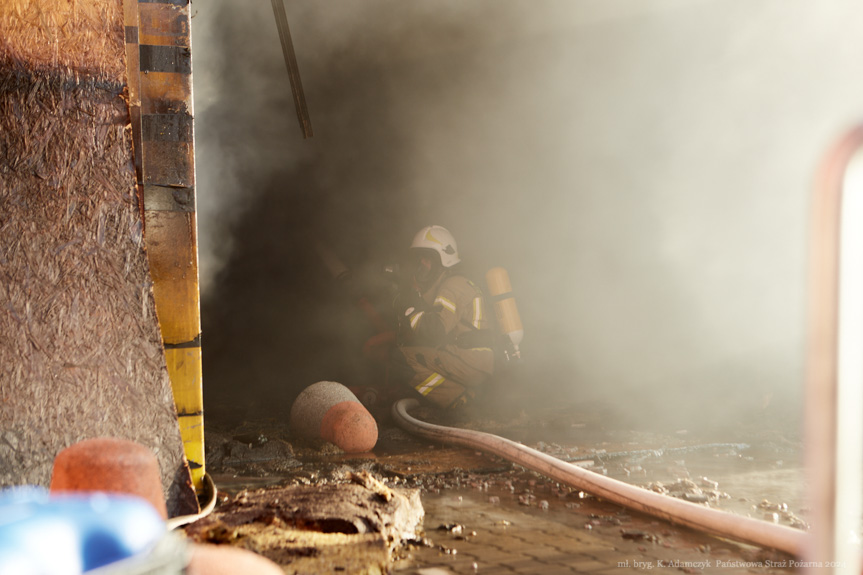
[{"x1": 125, "y1": 0, "x2": 205, "y2": 492}]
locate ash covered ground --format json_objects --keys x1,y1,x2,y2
[{"x1": 195, "y1": 394, "x2": 804, "y2": 574}]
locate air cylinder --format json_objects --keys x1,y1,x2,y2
[{"x1": 485, "y1": 267, "x2": 523, "y2": 358}]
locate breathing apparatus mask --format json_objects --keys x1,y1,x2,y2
[{"x1": 404, "y1": 248, "x2": 443, "y2": 292}]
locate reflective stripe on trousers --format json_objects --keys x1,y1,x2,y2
[{"x1": 415, "y1": 372, "x2": 446, "y2": 396}]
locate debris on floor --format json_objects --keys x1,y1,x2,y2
[
  {"x1": 184, "y1": 470, "x2": 424, "y2": 574},
  {"x1": 193, "y1": 401, "x2": 805, "y2": 573}
]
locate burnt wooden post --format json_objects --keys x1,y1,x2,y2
[{"x1": 0, "y1": 0, "x2": 198, "y2": 515}]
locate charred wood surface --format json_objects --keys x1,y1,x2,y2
[
  {"x1": 0, "y1": 0, "x2": 196, "y2": 516},
  {"x1": 186, "y1": 471, "x2": 424, "y2": 571}
]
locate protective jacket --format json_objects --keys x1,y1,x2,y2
[{"x1": 396, "y1": 270, "x2": 494, "y2": 407}]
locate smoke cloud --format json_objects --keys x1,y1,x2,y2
[{"x1": 192, "y1": 1, "x2": 863, "y2": 431}]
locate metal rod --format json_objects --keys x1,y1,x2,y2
[{"x1": 271, "y1": 0, "x2": 313, "y2": 139}]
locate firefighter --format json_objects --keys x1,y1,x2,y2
[{"x1": 391, "y1": 225, "x2": 495, "y2": 408}]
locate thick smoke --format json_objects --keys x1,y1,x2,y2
[{"x1": 192, "y1": 1, "x2": 863, "y2": 431}]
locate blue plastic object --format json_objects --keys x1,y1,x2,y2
[{"x1": 0, "y1": 486, "x2": 166, "y2": 574}]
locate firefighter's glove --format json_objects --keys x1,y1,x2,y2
[
  {"x1": 395, "y1": 288, "x2": 426, "y2": 320},
  {"x1": 395, "y1": 290, "x2": 426, "y2": 344}
]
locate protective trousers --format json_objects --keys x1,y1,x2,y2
[{"x1": 396, "y1": 345, "x2": 492, "y2": 408}]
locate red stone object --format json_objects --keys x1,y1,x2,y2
[
  {"x1": 320, "y1": 400, "x2": 379, "y2": 453},
  {"x1": 290, "y1": 381, "x2": 378, "y2": 453},
  {"x1": 50, "y1": 437, "x2": 168, "y2": 519}
]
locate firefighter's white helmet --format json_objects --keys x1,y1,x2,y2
[{"x1": 411, "y1": 225, "x2": 461, "y2": 268}]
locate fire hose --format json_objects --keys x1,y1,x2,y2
[
  {"x1": 165, "y1": 473, "x2": 218, "y2": 531},
  {"x1": 392, "y1": 398, "x2": 806, "y2": 556}
]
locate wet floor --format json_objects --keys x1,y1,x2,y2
[
  {"x1": 394, "y1": 484, "x2": 795, "y2": 574},
  {"x1": 204, "y1": 399, "x2": 807, "y2": 573}
]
